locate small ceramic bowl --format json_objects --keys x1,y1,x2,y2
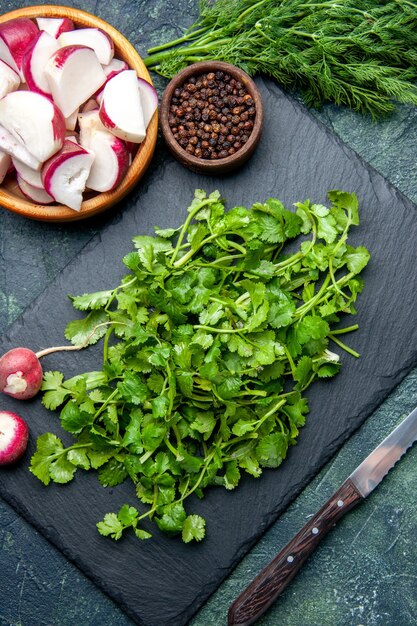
[
  {"x1": 160, "y1": 61, "x2": 263, "y2": 175},
  {"x1": 0, "y1": 5, "x2": 158, "y2": 222}
]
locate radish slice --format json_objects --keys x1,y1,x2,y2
[
  {"x1": 0, "y1": 124, "x2": 41, "y2": 170},
  {"x1": 36, "y1": 17, "x2": 74, "y2": 39},
  {"x1": 22, "y1": 31, "x2": 59, "y2": 96},
  {"x1": 65, "y1": 107, "x2": 79, "y2": 131},
  {"x1": 58, "y1": 28, "x2": 114, "y2": 65},
  {"x1": 17, "y1": 174, "x2": 54, "y2": 204},
  {"x1": 42, "y1": 138, "x2": 94, "y2": 211},
  {"x1": 82, "y1": 129, "x2": 129, "y2": 192},
  {"x1": 102, "y1": 57, "x2": 128, "y2": 80},
  {"x1": 81, "y1": 98, "x2": 98, "y2": 113},
  {"x1": 0, "y1": 150, "x2": 11, "y2": 184},
  {"x1": 45, "y1": 45, "x2": 106, "y2": 118},
  {"x1": 0, "y1": 59, "x2": 20, "y2": 98},
  {"x1": 99, "y1": 70, "x2": 146, "y2": 143},
  {"x1": 137, "y1": 77, "x2": 158, "y2": 128},
  {"x1": 12, "y1": 157, "x2": 43, "y2": 188},
  {"x1": 78, "y1": 109, "x2": 107, "y2": 146},
  {"x1": 0, "y1": 91, "x2": 65, "y2": 163},
  {"x1": 0, "y1": 18, "x2": 38, "y2": 77}
]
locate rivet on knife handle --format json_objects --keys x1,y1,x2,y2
[{"x1": 228, "y1": 478, "x2": 363, "y2": 626}]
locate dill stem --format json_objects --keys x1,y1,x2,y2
[{"x1": 147, "y1": 25, "x2": 210, "y2": 53}]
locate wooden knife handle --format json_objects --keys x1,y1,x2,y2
[{"x1": 228, "y1": 478, "x2": 363, "y2": 626}]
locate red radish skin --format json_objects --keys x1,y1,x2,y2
[
  {"x1": 0, "y1": 18, "x2": 39, "y2": 76},
  {"x1": 36, "y1": 17, "x2": 74, "y2": 39},
  {"x1": 0, "y1": 411, "x2": 29, "y2": 465},
  {"x1": 0, "y1": 347, "x2": 43, "y2": 400},
  {"x1": 22, "y1": 31, "x2": 59, "y2": 96},
  {"x1": 99, "y1": 100, "x2": 115, "y2": 129}
]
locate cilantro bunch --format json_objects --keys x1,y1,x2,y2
[{"x1": 30, "y1": 189, "x2": 370, "y2": 543}]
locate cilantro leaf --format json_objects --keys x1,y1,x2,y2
[{"x1": 182, "y1": 515, "x2": 206, "y2": 543}]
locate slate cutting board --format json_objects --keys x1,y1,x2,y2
[{"x1": 1, "y1": 78, "x2": 417, "y2": 626}]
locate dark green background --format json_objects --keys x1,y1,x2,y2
[{"x1": 1, "y1": 2, "x2": 417, "y2": 625}]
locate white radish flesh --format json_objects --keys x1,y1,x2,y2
[
  {"x1": 0, "y1": 150, "x2": 11, "y2": 184},
  {"x1": 22, "y1": 31, "x2": 59, "y2": 96},
  {"x1": 42, "y1": 138, "x2": 94, "y2": 211},
  {"x1": 65, "y1": 107, "x2": 79, "y2": 131},
  {"x1": 81, "y1": 98, "x2": 98, "y2": 113},
  {"x1": 58, "y1": 28, "x2": 114, "y2": 65},
  {"x1": 0, "y1": 91, "x2": 65, "y2": 162},
  {"x1": 0, "y1": 123, "x2": 41, "y2": 170},
  {"x1": 12, "y1": 157, "x2": 43, "y2": 187},
  {"x1": 99, "y1": 70, "x2": 146, "y2": 143},
  {"x1": 45, "y1": 45, "x2": 106, "y2": 118},
  {"x1": 0, "y1": 18, "x2": 39, "y2": 77},
  {"x1": 102, "y1": 57, "x2": 128, "y2": 80},
  {"x1": 0, "y1": 59, "x2": 20, "y2": 98},
  {"x1": 137, "y1": 77, "x2": 158, "y2": 128},
  {"x1": 36, "y1": 17, "x2": 74, "y2": 39},
  {"x1": 18, "y1": 174, "x2": 54, "y2": 204},
  {"x1": 83, "y1": 129, "x2": 129, "y2": 192},
  {"x1": 78, "y1": 109, "x2": 107, "y2": 146}
]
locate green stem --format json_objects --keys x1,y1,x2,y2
[
  {"x1": 329, "y1": 334, "x2": 360, "y2": 358},
  {"x1": 144, "y1": 38, "x2": 231, "y2": 67},
  {"x1": 331, "y1": 324, "x2": 359, "y2": 335},
  {"x1": 93, "y1": 389, "x2": 118, "y2": 421},
  {"x1": 147, "y1": 25, "x2": 210, "y2": 53}
]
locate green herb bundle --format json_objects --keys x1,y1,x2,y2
[
  {"x1": 30, "y1": 189, "x2": 370, "y2": 542},
  {"x1": 145, "y1": 0, "x2": 417, "y2": 117}
]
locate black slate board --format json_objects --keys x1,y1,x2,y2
[{"x1": 1, "y1": 79, "x2": 417, "y2": 626}]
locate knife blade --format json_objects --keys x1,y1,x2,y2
[{"x1": 228, "y1": 406, "x2": 417, "y2": 626}]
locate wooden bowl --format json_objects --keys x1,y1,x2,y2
[
  {"x1": 0, "y1": 5, "x2": 158, "y2": 222},
  {"x1": 160, "y1": 61, "x2": 263, "y2": 175}
]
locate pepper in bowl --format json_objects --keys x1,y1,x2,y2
[{"x1": 160, "y1": 61, "x2": 263, "y2": 175}]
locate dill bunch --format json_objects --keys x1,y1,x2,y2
[{"x1": 145, "y1": 0, "x2": 417, "y2": 117}]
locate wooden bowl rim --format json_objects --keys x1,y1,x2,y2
[
  {"x1": 0, "y1": 5, "x2": 158, "y2": 222},
  {"x1": 160, "y1": 61, "x2": 263, "y2": 174}
]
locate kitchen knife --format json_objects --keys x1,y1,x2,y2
[{"x1": 228, "y1": 406, "x2": 417, "y2": 626}]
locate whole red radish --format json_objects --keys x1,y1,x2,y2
[
  {"x1": 0, "y1": 410, "x2": 29, "y2": 465},
  {"x1": 0, "y1": 347, "x2": 43, "y2": 400}
]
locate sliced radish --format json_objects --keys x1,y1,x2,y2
[
  {"x1": 18, "y1": 174, "x2": 54, "y2": 204},
  {"x1": 0, "y1": 150, "x2": 11, "y2": 184},
  {"x1": 65, "y1": 107, "x2": 79, "y2": 131},
  {"x1": 42, "y1": 138, "x2": 94, "y2": 211},
  {"x1": 0, "y1": 124, "x2": 41, "y2": 170},
  {"x1": 102, "y1": 57, "x2": 128, "y2": 80},
  {"x1": 58, "y1": 28, "x2": 114, "y2": 65},
  {"x1": 82, "y1": 129, "x2": 129, "y2": 192},
  {"x1": 99, "y1": 70, "x2": 146, "y2": 143},
  {"x1": 137, "y1": 77, "x2": 158, "y2": 128},
  {"x1": 0, "y1": 18, "x2": 38, "y2": 77},
  {"x1": 36, "y1": 17, "x2": 74, "y2": 39},
  {"x1": 22, "y1": 30, "x2": 59, "y2": 96},
  {"x1": 78, "y1": 109, "x2": 107, "y2": 146},
  {"x1": 81, "y1": 98, "x2": 98, "y2": 113},
  {"x1": 0, "y1": 91, "x2": 65, "y2": 163},
  {"x1": 0, "y1": 59, "x2": 20, "y2": 98},
  {"x1": 12, "y1": 156, "x2": 43, "y2": 187},
  {"x1": 0, "y1": 411, "x2": 29, "y2": 465},
  {"x1": 45, "y1": 45, "x2": 106, "y2": 118}
]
